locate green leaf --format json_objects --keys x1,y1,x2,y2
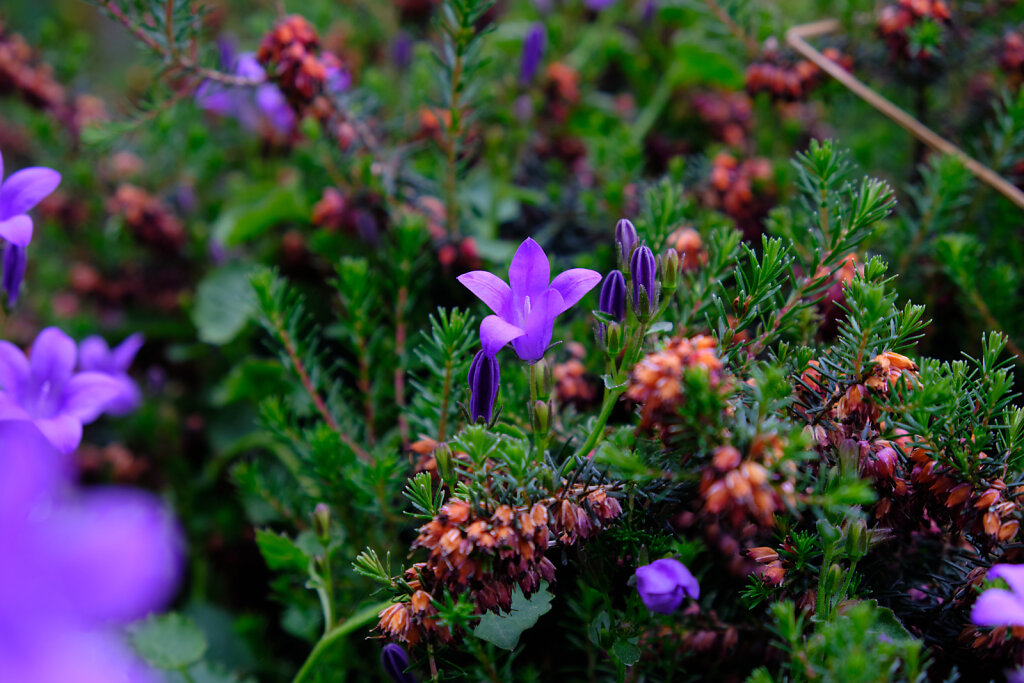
[
  {"x1": 611, "y1": 637, "x2": 642, "y2": 666},
  {"x1": 129, "y1": 613, "x2": 208, "y2": 671},
  {"x1": 646, "y1": 321, "x2": 673, "y2": 336},
  {"x1": 211, "y1": 180, "x2": 310, "y2": 246},
  {"x1": 255, "y1": 529, "x2": 309, "y2": 572},
  {"x1": 474, "y1": 583, "x2": 554, "y2": 650},
  {"x1": 193, "y1": 263, "x2": 258, "y2": 345}
]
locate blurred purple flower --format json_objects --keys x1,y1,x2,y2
[
  {"x1": 457, "y1": 238, "x2": 601, "y2": 363},
  {"x1": 0, "y1": 149, "x2": 60, "y2": 248},
  {"x1": 2, "y1": 242, "x2": 26, "y2": 306},
  {"x1": 520, "y1": 24, "x2": 546, "y2": 85},
  {"x1": 585, "y1": 0, "x2": 618, "y2": 9},
  {"x1": 972, "y1": 564, "x2": 1024, "y2": 627},
  {"x1": 0, "y1": 327, "x2": 122, "y2": 453},
  {"x1": 635, "y1": 558, "x2": 699, "y2": 614},
  {"x1": 393, "y1": 32, "x2": 414, "y2": 71},
  {"x1": 79, "y1": 333, "x2": 144, "y2": 416},
  {"x1": 196, "y1": 50, "x2": 296, "y2": 135},
  {"x1": 0, "y1": 420, "x2": 182, "y2": 683}
]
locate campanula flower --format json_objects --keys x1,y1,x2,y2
[
  {"x1": 520, "y1": 24, "x2": 546, "y2": 85},
  {"x1": 2, "y1": 242, "x2": 26, "y2": 306},
  {"x1": 629, "y1": 245, "x2": 658, "y2": 318},
  {"x1": 196, "y1": 46, "x2": 296, "y2": 135},
  {"x1": 597, "y1": 269, "x2": 626, "y2": 340},
  {"x1": 0, "y1": 148, "x2": 61, "y2": 248},
  {"x1": 78, "y1": 333, "x2": 144, "y2": 416},
  {"x1": 635, "y1": 558, "x2": 699, "y2": 614},
  {"x1": 381, "y1": 643, "x2": 416, "y2": 683},
  {"x1": 615, "y1": 218, "x2": 637, "y2": 267},
  {"x1": 0, "y1": 420, "x2": 182, "y2": 682},
  {"x1": 0, "y1": 327, "x2": 122, "y2": 453},
  {"x1": 468, "y1": 350, "x2": 500, "y2": 423},
  {"x1": 972, "y1": 563, "x2": 1024, "y2": 627},
  {"x1": 457, "y1": 238, "x2": 601, "y2": 363}
]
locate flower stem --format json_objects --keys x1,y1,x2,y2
[{"x1": 291, "y1": 601, "x2": 393, "y2": 683}]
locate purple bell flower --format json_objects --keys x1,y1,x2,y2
[
  {"x1": 972, "y1": 564, "x2": 1024, "y2": 627},
  {"x1": 629, "y1": 245, "x2": 658, "y2": 317},
  {"x1": 520, "y1": 24, "x2": 546, "y2": 86},
  {"x1": 468, "y1": 350, "x2": 500, "y2": 423},
  {"x1": 635, "y1": 558, "x2": 699, "y2": 614},
  {"x1": 0, "y1": 420, "x2": 182, "y2": 682},
  {"x1": 615, "y1": 218, "x2": 637, "y2": 267},
  {"x1": 381, "y1": 643, "x2": 416, "y2": 683},
  {"x1": 0, "y1": 148, "x2": 61, "y2": 248},
  {"x1": 2, "y1": 242, "x2": 26, "y2": 306},
  {"x1": 195, "y1": 47, "x2": 297, "y2": 136},
  {"x1": 457, "y1": 238, "x2": 601, "y2": 363},
  {"x1": 0, "y1": 327, "x2": 122, "y2": 453},
  {"x1": 78, "y1": 333, "x2": 144, "y2": 416}
]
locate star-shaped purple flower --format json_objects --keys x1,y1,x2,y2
[
  {"x1": 0, "y1": 420, "x2": 182, "y2": 682},
  {"x1": 196, "y1": 49, "x2": 296, "y2": 136},
  {"x1": 635, "y1": 558, "x2": 700, "y2": 614},
  {"x1": 972, "y1": 563, "x2": 1024, "y2": 627},
  {"x1": 457, "y1": 238, "x2": 601, "y2": 363},
  {"x1": 79, "y1": 333, "x2": 144, "y2": 416},
  {"x1": 0, "y1": 148, "x2": 61, "y2": 248},
  {"x1": 0, "y1": 327, "x2": 122, "y2": 453}
]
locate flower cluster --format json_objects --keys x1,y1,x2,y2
[
  {"x1": 704, "y1": 153, "x2": 775, "y2": 239},
  {"x1": 0, "y1": 20, "x2": 80, "y2": 135},
  {"x1": 745, "y1": 48, "x2": 851, "y2": 101},
  {"x1": 257, "y1": 15, "x2": 349, "y2": 119},
  {"x1": 691, "y1": 91, "x2": 752, "y2": 147},
  {"x1": 999, "y1": 31, "x2": 1024, "y2": 77},
  {"x1": 107, "y1": 184, "x2": 186, "y2": 251},
  {"x1": 0, "y1": 148, "x2": 61, "y2": 305},
  {"x1": 877, "y1": 0, "x2": 952, "y2": 61}
]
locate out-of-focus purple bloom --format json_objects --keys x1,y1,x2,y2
[
  {"x1": 514, "y1": 94, "x2": 533, "y2": 123},
  {"x1": 457, "y1": 238, "x2": 601, "y2": 363},
  {"x1": 635, "y1": 558, "x2": 699, "y2": 614},
  {"x1": 520, "y1": 24, "x2": 546, "y2": 85},
  {"x1": 468, "y1": 350, "x2": 500, "y2": 423},
  {"x1": 393, "y1": 32, "x2": 414, "y2": 72},
  {"x1": 196, "y1": 49, "x2": 296, "y2": 136},
  {"x1": 0, "y1": 327, "x2": 122, "y2": 453},
  {"x1": 0, "y1": 149, "x2": 61, "y2": 248},
  {"x1": 79, "y1": 333, "x2": 144, "y2": 416},
  {"x1": 615, "y1": 218, "x2": 637, "y2": 266},
  {"x1": 0, "y1": 420, "x2": 182, "y2": 682},
  {"x1": 629, "y1": 245, "x2": 658, "y2": 317},
  {"x1": 381, "y1": 643, "x2": 416, "y2": 683},
  {"x1": 641, "y1": 0, "x2": 657, "y2": 22},
  {"x1": 2, "y1": 242, "x2": 26, "y2": 306},
  {"x1": 585, "y1": 0, "x2": 618, "y2": 9},
  {"x1": 972, "y1": 564, "x2": 1024, "y2": 627}
]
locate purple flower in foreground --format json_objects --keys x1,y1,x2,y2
[
  {"x1": 457, "y1": 238, "x2": 601, "y2": 363},
  {"x1": 0, "y1": 327, "x2": 122, "y2": 453},
  {"x1": 0, "y1": 149, "x2": 61, "y2": 248},
  {"x1": 468, "y1": 350, "x2": 500, "y2": 423},
  {"x1": 381, "y1": 643, "x2": 416, "y2": 683},
  {"x1": 520, "y1": 24, "x2": 546, "y2": 85},
  {"x1": 79, "y1": 333, "x2": 144, "y2": 416},
  {"x1": 0, "y1": 420, "x2": 182, "y2": 682},
  {"x1": 972, "y1": 564, "x2": 1024, "y2": 627},
  {"x1": 635, "y1": 558, "x2": 699, "y2": 614}
]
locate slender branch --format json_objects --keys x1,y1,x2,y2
[{"x1": 703, "y1": 0, "x2": 759, "y2": 57}]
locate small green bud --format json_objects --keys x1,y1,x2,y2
[
  {"x1": 312, "y1": 503, "x2": 331, "y2": 543},
  {"x1": 434, "y1": 443, "x2": 456, "y2": 488},
  {"x1": 532, "y1": 399, "x2": 551, "y2": 437},
  {"x1": 606, "y1": 323, "x2": 624, "y2": 355},
  {"x1": 816, "y1": 518, "x2": 841, "y2": 545},
  {"x1": 531, "y1": 359, "x2": 553, "y2": 399},
  {"x1": 662, "y1": 249, "x2": 680, "y2": 293}
]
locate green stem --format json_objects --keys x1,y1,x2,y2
[{"x1": 292, "y1": 601, "x2": 393, "y2": 683}]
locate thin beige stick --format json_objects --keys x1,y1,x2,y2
[{"x1": 786, "y1": 19, "x2": 1024, "y2": 212}]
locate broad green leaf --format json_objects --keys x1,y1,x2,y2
[
  {"x1": 611, "y1": 637, "x2": 642, "y2": 666},
  {"x1": 211, "y1": 181, "x2": 310, "y2": 246},
  {"x1": 129, "y1": 613, "x2": 207, "y2": 671},
  {"x1": 474, "y1": 583, "x2": 554, "y2": 650},
  {"x1": 193, "y1": 264, "x2": 258, "y2": 345},
  {"x1": 255, "y1": 529, "x2": 308, "y2": 572}
]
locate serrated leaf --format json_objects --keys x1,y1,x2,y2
[
  {"x1": 474, "y1": 583, "x2": 554, "y2": 650},
  {"x1": 255, "y1": 529, "x2": 309, "y2": 572},
  {"x1": 193, "y1": 264, "x2": 258, "y2": 345},
  {"x1": 129, "y1": 613, "x2": 207, "y2": 671},
  {"x1": 611, "y1": 637, "x2": 641, "y2": 666}
]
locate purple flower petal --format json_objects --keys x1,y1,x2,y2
[
  {"x1": 0, "y1": 629, "x2": 160, "y2": 683},
  {"x1": 0, "y1": 167, "x2": 61, "y2": 219},
  {"x1": 112, "y1": 333, "x2": 145, "y2": 372},
  {"x1": 508, "y1": 238, "x2": 551, "y2": 300},
  {"x1": 0, "y1": 420, "x2": 63, "y2": 520},
  {"x1": 0, "y1": 215, "x2": 33, "y2": 247},
  {"x1": 0, "y1": 340, "x2": 29, "y2": 396},
  {"x1": 972, "y1": 588, "x2": 1024, "y2": 627},
  {"x1": 457, "y1": 271, "x2": 513, "y2": 317},
  {"x1": 989, "y1": 564, "x2": 1024, "y2": 597},
  {"x1": 550, "y1": 268, "x2": 602, "y2": 314},
  {"x1": 480, "y1": 315, "x2": 525, "y2": 357},
  {"x1": 635, "y1": 558, "x2": 699, "y2": 614},
  {"x1": 46, "y1": 489, "x2": 183, "y2": 623},
  {"x1": 510, "y1": 288, "x2": 563, "y2": 362},
  {"x1": 0, "y1": 149, "x2": 4, "y2": 184},
  {"x1": 235, "y1": 53, "x2": 266, "y2": 81},
  {"x1": 0, "y1": 393, "x2": 31, "y2": 421},
  {"x1": 33, "y1": 415, "x2": 83, "y2": 454},
  {"x1": 30, "y1": 327, "x2": 77, "y2": 389},
  {"x1": 62, "y1": 372, "x2": 123, "y2": 423},
  {"x1": 78, "y1": 336, "x2": 112, "y2": 372},
  {"x1": 256, "y1": 85, "x2": 295, "y2": 135}
]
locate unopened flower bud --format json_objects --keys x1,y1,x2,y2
[
  {"x1": 468, "y1": 350, "x2": 500, "y2": 423},
  {"x1": 381, "y1": 643, "x2": 415, "y2": 683},
  {"x1": 597, "y1": 269, "x2": 626, "y2": 340},
  {"x1": 629, "y1": 245, "x2": 658, "y2": 320},
  {"x1": 605, "y1": 322, "x2": 624, "y2": 354},
  {"x1": 531, "y1": 358, "x2": 553, "y2": 399},
  {"x1": 519, "y1": 23, "x2": 546, "y2": 86},
  {"x1": 434, "y1": 442, "x2": 456, "y2": 487},
  {"x1": 532, "y1": 399, "x2": 551, "y2": 437},
  {"x1": 662, "y1": 248, "x2": 680, "y2": 294},
  {"x1": 2, "y1": 243, "x2": 27, "y2": 307},
  {"x1": 615, "y1": 218, "x2": 638, "y2": 269},
  {"x1": 312, "y1": 503, "x2": 331, "y2": 542},
  {"x1": 845, "y1": 519, "x2": 867, "y2": 560}
]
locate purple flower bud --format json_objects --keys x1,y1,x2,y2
[
  {"x1": 381, "y1": 643, "x2": 416, "y2": 683},
  {"x1": 597, "y1": 270, "x2": 626, "y2": 340},
  {"x1": 629, "y1": 245, "x2": 657, "y2": 316},
  {"x1": 635, "y1": 558, "x2": 699, "y2": 614},
  {"x1": 393, "y1": 32, "x2": 414, "y2": 72},
  {"x1": 2, "y1": 242, "x2": 26, "y2": 306},
  {"x1": 641, "y1": 0, "x2": 657, "y2": 22},
  {"x1": 615, "y1": 218, "x2": 638, "y2": 266},
  {"x1": 520, "y1": 24, "x2": 546, "y2": 86},
  {"x1": 585, "y1": 0, "x2": 618, "y2": 9},
  {"x1": 468, "y1": 350, "x2": 500, "y2": 423}
]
